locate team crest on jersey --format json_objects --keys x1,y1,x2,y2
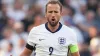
[{"x1": 58, "y1": 37, "x2": 66, "y2": 45}]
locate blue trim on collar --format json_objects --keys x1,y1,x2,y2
[{"x1": 45, "y1": 22, "x2": 62, "y2": 33}]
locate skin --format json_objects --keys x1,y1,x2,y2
[
  {"x1": 20, "y1": 4, "x2": 80, "y2": 56},
  {"x1": 45, "y1": 4, "x2": 61, "y2": 32},
  {"x1": 72, "y1": 52, "x2": 80, "y2": 56},
  {"x1": 20, "y1": 48, "x2": 32, "y2": 56}
]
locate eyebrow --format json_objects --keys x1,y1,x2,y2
[{"x1": 48, "y1": 11, "x2": 58, "y2": 13}]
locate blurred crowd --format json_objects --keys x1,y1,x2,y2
[{"x1": 0, "y1": 0, "x2": 100, "y2": 56}]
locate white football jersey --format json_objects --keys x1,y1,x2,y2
[{"x1": 27, "y1": 23, "x2": 77, "y2": 56}]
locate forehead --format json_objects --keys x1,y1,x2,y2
[{"x1": 47, "y1": 4, "x2": 60, "y2": 11}]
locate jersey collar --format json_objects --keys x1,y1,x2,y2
[{"x1": 45, "y1": 22, "x2": 62, "y2": 33}]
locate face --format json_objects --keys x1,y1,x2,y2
[{"x1": 45, "y1": 4, "x2": 61, "y2": 27}]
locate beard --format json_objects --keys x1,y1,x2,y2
[{"x1": 47, "y1": 19, "x2": 59, "y2": 27}]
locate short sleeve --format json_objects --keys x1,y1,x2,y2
[
  {"x1": 70, "y1": 29, "x2": 78, "y2": 45},
  {"x1": 27, "y1": 27, "x2": 37, "y2": 47},
  {"x1": 69, "y1": 29, "x2": 79, "y2": 53}
]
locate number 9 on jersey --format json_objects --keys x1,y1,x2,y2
[{"x1": 49, "y1": 47, "x2": 53, "y2": 55}]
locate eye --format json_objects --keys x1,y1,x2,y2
[
  {"x1": 54, "y1": 11, "x2": 58, "y2": 13},
  {"x1": 48, "y1": 11, "x2": 53, "y2": 13}
]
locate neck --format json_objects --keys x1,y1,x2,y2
[{"x1": 48, "y1": 23, "x2": 59, "y2": 32}]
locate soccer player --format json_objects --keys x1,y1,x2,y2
[{"x1": 20, "y1": 0, "x2": 80, "y2": 56}]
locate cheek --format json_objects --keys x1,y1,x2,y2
[
  {"x1": 46, "y1": 14, "x2": 51, "y2": 18},
  {"x1": 45, "y1": 14, "x2": 50, "y2": 21},
  {"x1": 56, "y1": 14, "x2": 61, "y2": 20}
]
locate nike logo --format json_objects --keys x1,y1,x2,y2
[{"x1": 39, "y1": 39, "x2": 45, "y2": 41}]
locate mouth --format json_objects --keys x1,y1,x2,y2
[{"x1": 51, "y1": 18, "x2": 55, "y2": 21}]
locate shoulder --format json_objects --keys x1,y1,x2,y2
[
  {"x1": 28, "y1": 24, "x2": 45, "y2": 40},
  {"x1": 30, "y1": 24, "x2": 45, "y2": 33},
  {"x1": 62, "y1": 25, "x2": 76, "y2": 34},
  {"x1": 61, "y1": 25, "x2": 77, "y2": 38}
]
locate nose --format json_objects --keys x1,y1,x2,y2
[
  {"x1": 51, "y1": 13, "x2": 55, "y2": 21},
  {"x1": 51, "y1": 12, "x2": 55, "y2": 17},
  {"x1": 52, "y1": 16, "x2": 55, "y2": 18}
]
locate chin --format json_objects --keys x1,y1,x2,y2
[{"x1": 50, "y1": 23, "x2": 58, "y2": 27}]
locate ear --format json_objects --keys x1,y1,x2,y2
[
  {"x1": 45, "y1": 14, "x2": 46, "y2": 18},
  {"x1": 60, "y1": 11, "x2": 63, "y2": 16}
]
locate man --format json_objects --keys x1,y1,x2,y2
[{"x1": 20, "y1": 0, "x2": 80, "y2": 56}]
